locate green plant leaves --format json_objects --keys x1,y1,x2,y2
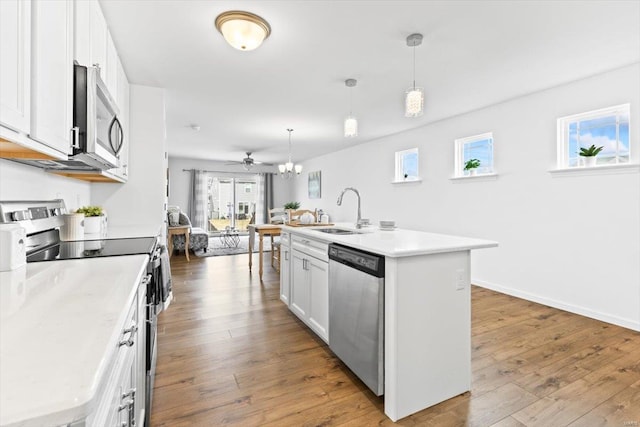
[
  {"x1": 76, "y1": 205, "x2": 103, "y2": 217},
  {"x1": 579, "y1": 144, "x2": 604, "y2": 157},
  {"x1": 284, "y1": 202, "x2": 301, "y2": 210},
  {"x1": 464, "y1": 159, "x2": 481, "y2": 170}
]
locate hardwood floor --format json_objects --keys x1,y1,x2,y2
[{"x1": 151, "y1": 253, "x2": 640, "y2": 426}]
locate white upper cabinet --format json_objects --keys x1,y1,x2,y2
[
  {"x1": 0, "y1": 0, "x2": 31, "y2": 134},
  {"x1": 29, "y1": 0, "x2": 73, "y2": 155},
  {"x1": 106, "y1": 31, "x2": 118, "y2": 101},
  {"x1": 74, "y1": 0, "x2": 107, "y2": 79}
]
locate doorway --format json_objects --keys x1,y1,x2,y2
[{"x1": 206, "y1": 175, "x2": 258, "y2": 234}]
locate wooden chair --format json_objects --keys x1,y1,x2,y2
[{"x1": 268, "y1": 208, "x2": 286, "y2": 271}]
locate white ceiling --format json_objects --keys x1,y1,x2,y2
[{"x1": 100, "y1": 0, "x2": 640, "y2": 167}]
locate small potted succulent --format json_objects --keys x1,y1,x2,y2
[
  {"x1": 464, "y1": 159, "x2": 481, "y2": 176},
  {"x1": 76, "y1": 205, "x2": 105, "y2": 234},
  {"x1": 579, "y1": 144, "x2": 603, "y2": 167}
]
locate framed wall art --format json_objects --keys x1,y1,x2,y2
[{"x1": 308, "y1": 170, "x2": 321, "y2": 199}]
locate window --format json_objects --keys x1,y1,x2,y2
[
  {"x1": 394, "y1": 148, "x2": 419, "y2": 181},
  {"x1": 557, "y1": 104, "x2": 630, "y2": 168},
  {"x1": 454, "y1": 132, "x2": 494, "y2": 177}
]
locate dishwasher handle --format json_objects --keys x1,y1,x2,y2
[{"x1": 328, "y1": 243, "x2": 385, "y2": 278}]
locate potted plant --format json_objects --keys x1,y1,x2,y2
[
  {"x1": 464, "y1": 159, "x2": 481, "y2": 176},
  {"x1": 283, "y1": 202, "x2": 300, "y2": 224},
  {"x1": 76, "y1": 205, "x2": 105, "y2": 234},
  {"x1": 579, "y1": 144, "x2": 603, "y2": 167},
  {"x1": 284, "y1": 202, "x2": 300, "y2": 210}
]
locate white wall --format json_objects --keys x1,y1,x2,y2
[
  {"x1": 167, "y1": 156, "x2": 292, "y2": 219},
  {"x1": 292, "y1": 64, "x2": 640, "y2": 331},
  {"x1": 0, "y1": 159, "x2": 91, "y2": 210},
  {"x1": 92, "y1": 85, "x2": 168, "y2": 240}
]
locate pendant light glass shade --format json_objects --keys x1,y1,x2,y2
[
  {"x1": 405, "y1": 33, "x2": 424, "y2": 117},
  {"x1": 279, "y1": 129, "x2": 302, "y2": 178},
  {"x1": 215, "y1": 11, "x2": 271, "y2": 51},
  {"x1": 405, "y1": 87, "x2": 424, "y2": 117},
  {"x1": 344, "y1": 78, "x2": 358, "y2": 138},
  {"x1": 344, "y1": 115, "x2": 358, "y2": 137}
]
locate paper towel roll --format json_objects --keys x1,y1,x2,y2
[{"x1": 60, "y1": 213, "x2": 85, "y2": 241}]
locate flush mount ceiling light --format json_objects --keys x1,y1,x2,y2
[
  {"x1": 278, "y1": 129, "x2": 302, "y2": 178},
  {"x1": 405, "y1": 33, "x2": 424, "y2": 117},
  {"x1": 214, "y1": 10, "x2": 271, "y2": 51},
  {"x1": 344, "y1": 79, "x2": 358, "y2": 138}
]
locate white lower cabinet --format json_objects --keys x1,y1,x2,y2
[
  {"x1": 87, "y1": 274, "x2": 150, "y2": 427},
  {"x1": 279, "y1": 231, "x2": 291, "y2": 305},
  {"x1": 289, "y1": 234, "x2": 329, "y2": 343}
]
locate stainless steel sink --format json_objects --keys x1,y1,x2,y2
[{"x1": 313, "y1": 228, "x2": 358, "y2": 235}]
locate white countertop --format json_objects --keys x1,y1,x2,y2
[
  {"x1": 0, "y1": 255, "x2": 149, "y2": 427},
  {"x1": 281, "y1": 223, "x2": 498, "y2": 257}
]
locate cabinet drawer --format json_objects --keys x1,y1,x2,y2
[
  {"x1": 292, "y1": 235, "x2": 328, "y2": 262},
  {"x1": 280, "y1": 231, "x2": 290, "y2": 246}
]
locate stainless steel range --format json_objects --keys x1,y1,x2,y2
[{"x1": 0, "y1": 199, "x2": 169, "y2": 426}]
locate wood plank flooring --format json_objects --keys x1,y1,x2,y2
[{"x1": 151, "y1": 253, "x2": 640, "y2": 426}]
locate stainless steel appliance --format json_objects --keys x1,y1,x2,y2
[
  {"x1": 328, "y1": 243, "x2": 385, "y2": 395},
  {"x1": 8, "y1": 64, "x2": 123, "y2": 171},
  {"x1": 0, "y1": 199, "x2": 169, "y2": 425},
  {"x1": 71, "y1": 64, "x2": 123, "y2": 169}
]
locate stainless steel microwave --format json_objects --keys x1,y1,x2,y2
[{"x1": 72, "y1": 64, "x2": 123, "y2": 170}]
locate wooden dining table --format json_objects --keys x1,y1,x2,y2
[{"x1": 247, "y1": 224, "x2": 281, "y2": 280}]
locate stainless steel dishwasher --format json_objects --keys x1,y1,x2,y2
[{"x1": 328, "y1": 243, "x2": 385, "y2": 395}]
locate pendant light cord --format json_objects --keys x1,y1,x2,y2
[
  {"x1": 412, "y1": 43, "x2": 416, "y2": 90},
  {"x1": 287, "y1": 128, "x2": 293, "y2": 163}
]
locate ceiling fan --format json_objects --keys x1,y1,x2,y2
[{"x1": 226, "y1": 152, "x2": 272, "y2": 170}]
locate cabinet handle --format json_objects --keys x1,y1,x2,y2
[
  {"x1": 119, "y1": 322, "x2": 137, "y2": 347},
  {"x1": 123, "y1": 323, "x2": 138, "y2": 335},
  {"x1": 284, "y1": 251, "x2": 288, "y2": 261},
  {"x1": 141, "y1": 274, "x2": 152, "y2": 286},
  {"x1": 122, "y1": 388, "x2": 136, "y2": 399},
  {"x1": 119, "y1": 338, "x2": 135, "y2": 347},
  {"x1": 118, "y1": 400, "x2": 133, "y2": 411},
  {"x1": 71, "y1": 127, "x2": 80, "y2": 149}
]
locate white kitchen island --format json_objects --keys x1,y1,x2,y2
[{"x1": 281, "y1": 224, "x2": 498, "y2": 422}]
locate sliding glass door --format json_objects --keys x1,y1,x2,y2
[{"x1": 206, "y1": 174, "x2": 258, "y2": 233}]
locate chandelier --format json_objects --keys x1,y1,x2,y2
[
  {"x1": 278, "y1": 129, "x2": 302, "y2": 178},
  {"x1": 405, "y1": 33, "x2": 424, "y2": 117}
]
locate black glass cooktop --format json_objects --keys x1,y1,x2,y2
[{"x1": 27, "y1": 237, "x2": 156, "y2": 263}]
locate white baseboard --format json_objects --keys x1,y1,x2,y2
[{"x1": 472, "y1": 278, "x2": 640, "y2": 332}]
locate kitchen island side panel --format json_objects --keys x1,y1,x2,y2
[{"x1": 384, "y1": 251, "x2": 471, "y2": 421}]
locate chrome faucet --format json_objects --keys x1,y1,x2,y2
[{"x1": 337, "y1": 187, "x2": 363, "y2": 228}]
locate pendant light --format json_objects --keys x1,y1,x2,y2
[
  {"x1": 344, "y1": 79, "x2": 358, "y2": 138},
  {"x1": 405, "y1": 33, "x2": 424, "y2": 117},
  {"x1": 278, "y1": 129, "x2": 302, "y2": 178},
  {"x1": 215, "y1": 11, "x2": 271, "y2": 51}
]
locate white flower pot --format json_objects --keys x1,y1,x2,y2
[
  {"x1": 582, "y1": 156, "x2": 597, "y2": 167},
  {"x1": 84, "y1": 216, "x2": 103, "y2": 234},
  {"x1": 469, "y1": 169, "x2": 477, "y2": 176}
]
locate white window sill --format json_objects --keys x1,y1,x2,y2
[
  {"x1": 549, "y1": 163, "x2": 639, "y2": 176},
  {"x1": 450, "y1": 173, "x2": 498, "y2": 182},
  {"x1": 391, "y1": 177, "x2": 423, "y2": 184}
]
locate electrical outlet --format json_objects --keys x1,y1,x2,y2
[{"x1": 455, "y1": 268, "x2": 465, "y2": 290}]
